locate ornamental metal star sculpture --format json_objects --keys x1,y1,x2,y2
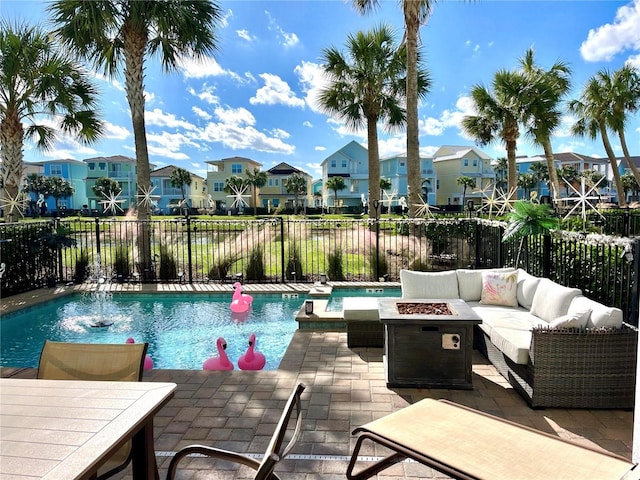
[
  {"x1": 380, "y1": 189, "x2": 397, "y2": 214},
  {"x1": 413, "y1": 197, "x2": 439, "y2": 218},
  {"x1": 99, "y1": 191, "x2": 125, "y2": 215},
  {"x1": 136, "y1": 185, "x2": 160, "y2": 210},
  {"x1": 495, "y1": 187, "x2": 518, "y2": 216},
  {"x1": 0, "y1": 190, "x2": 28, "y2": 218},
  {"x1": 226, "y1": 184, "x2": 250, "y2": 209},
  {"x1": 474, "y1": 183, "x2": 500, "y2": 219},
  {"x1": 560, "y1": 176, "x2": 605, "y2": 229}
]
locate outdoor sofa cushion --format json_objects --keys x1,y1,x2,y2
[
  {"x1": 400, "y1": 269, "x2": 459, "y2": 299},
  {"x1": 529, "y1": 278, "x2": 581, "y2": 323},
  {"x1": 516, "y1": 269, "x2": 541, "y2": 310},
  {"x1": 568, "y1": 295, "x2": 623, "y2": 329}
]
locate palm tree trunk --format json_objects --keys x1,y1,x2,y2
[
  {"x1": 123, "y1": 22, "x2": 153, "y2": 273},
  {"x1": 367, "y1": 114, "x2": 381, "y2": 220},
  {"x1": 619, "y1": 129, "x2": 640, "y2": 187},
  {"x1": 404, "y1": 2, "x2": 421, "y2": 219},
  {"x1": 1, "y1": 109, "x2": 24, "y2": 223},
  {"x1": 505, "y1": 118, "x2": 519, "y2": 201},
  {"x1": 542, "y1": 139, "x2": 561, "y2": 200},
  {"x1": 600, "y1": 124, "x2": 627, "y2": 207}
]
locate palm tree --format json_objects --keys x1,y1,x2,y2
[
  {"x1": 620, "y1": 173, "x2": 639, "y2": 204},
  {"x1": 462, "y1": 69, "x2": 530, "y2": 199},
  {"x1": 602, "y1": 66, "x2": 640, "y2": 187},
  {"x1": 92, "y1": 177, "x2": 122, "y2": 198},
  {"x1": 556, "y1": 165, "x2": 580, "y2": 197},
  {"x1": 169, "y1": 167, "x2": 193, "y2": 203},
  {"x1": 569, "y1": 72, "x2": 628, "y2": 207},
  {"x1": 528, "y1": 161, "x2": 549, "y2": 197},
  {"x1": 49, "y1": 0, "x2": 223, "y2": 270},
  {"x1": 48, "y1": 177, "x2": 75, "y2": 211},
  {"x1": 318, "y1": 24, "x2": 430, "y2": 219},
  {"x1": 456, "y1": 176, "x2": 475, "y2": 209},
  {"x1": 245, "y1": 167, "x2": 267, "y2": 215},
  {"x1": 503, "y1": 200, "x2": 557, "y2": 268},
  {"x1": 517, "y1": 173, "x2": 537, "y2": 200},
  {"x1": 223, "y1": 175, "x2": 246, "y2": 211},
  {"x1": 581, "y1": 169, "x2": 607, "y2": 204},
  {"x1": 0, "y1": 21, "x2": 102, "y2": 223},
  {"x1": 352, "y1": 0, "x2": 436, "y2": 217},
  {"x1": 380, "y1": 177, "x2": 392, "y2": 213},
  {"x1": 493, "y1": 157, "x2": 508, "y2": 190},
  {"x1": 518, "y1": 47, "x2": 570, "y2": 201},
  {"x1": 421, "y1": 177, "x2": 431, "y2": 201},
  {"x1": 284, "y1": 172, "x2": 307, "y2": 214},
  {"x1": 326, "y1": 176, "x2": 346, "y2": 212}
]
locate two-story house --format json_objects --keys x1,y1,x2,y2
[
  {"x1": 205, "y1": 156, "x2": 262, "y2": 211},
  {"x1": 22, "y1": 159, "x2": 89, "y2": 212},
  {"x1": 260, "y1": 162, "x2": 313, "y2": 213},
  {"x1": 380, "y1": 153, "x2": 437, "y2": 208},
  {"x1": 432, "y1": 146, "x2": 495, "y2": 207},
  {"x1": 84, "y1": 155, "x2": 142, "y2": 211},
  {"x1": 150, "y1": 165, "x2": 206, "y2": 213},
  {"x1": 321, "y1": 141, "x2": 369, "y2": 209}
]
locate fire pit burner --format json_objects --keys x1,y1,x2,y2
[{"x1": 396, "y1": 302, "x2": 453, "y2": 315}]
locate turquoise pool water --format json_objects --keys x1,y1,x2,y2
[
  {"x1": 0, "y1": 293, "x2": 301, "y2": 371},
  {"x1": 326, "y1": 287, "x2": 401, "y2": 311}
]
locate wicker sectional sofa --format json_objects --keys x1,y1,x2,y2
[{"x1": 400, "y1": 268, "x2": 638, "y2": 409}]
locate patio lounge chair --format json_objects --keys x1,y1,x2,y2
[
  {"x1": 166, "y1": 382, "x2": 306, "y2": 480},
  {"x1": 37, "y1": 340, "x2": 148, "y2": 479},
  {"x1": 346, "y1": 398, "x2": 639, "y2": 480}
]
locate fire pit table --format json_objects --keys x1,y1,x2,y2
[{"x1": 378, "y1": 298, "x2": 481, "y2": 389}]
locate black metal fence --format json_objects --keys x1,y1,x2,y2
[{"x1": 1, "y1": 217, "x2": 638, "y2": 324}]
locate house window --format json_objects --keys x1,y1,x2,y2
[
  {"x1": 331, "y1": 159, "x2": 336, "y2": 168},
  {"x1": 88, "y1": 163, "x2": 95, "y2": 170},
  {"x1": 99, "y1": 162, "x2": 106, "y2": 170},
  {"x1": 213, "y1": 182, "x2": 224, "y2": 192},
  {"x1": 50, "y1": 165, "x2": 62, "y2": 176},
  {"x1": 473, "y1": 159, "x2": 478, "y2": 167},
  {"x1": 341, "y1": 159, "x2": 347, "y2": 168},
  {"x1": 268, "y1": 179, "x2": 273, "y2": 187},
  {"x1": 274, "y1": 179, "x2": 279, "y2": 186},
  {"x1": 436, "y1": 180, "x2": 440, "y2": 190},
  {"x1": 464, "y1": 159, "x2": 469, "y2": 167},
  {"x1": 231, "y1": 164, "x2": 242, "y2": 174},
  {"x1": 400, "y1": 162, "x2": 405, "y2": 167}
]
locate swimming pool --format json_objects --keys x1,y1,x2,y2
[
  {"x1": 325, "y1": 287, "x2": 401, "y2": 311},
  {"x1": 0, "y1": 293, "x2": 301, "y2": 371}
]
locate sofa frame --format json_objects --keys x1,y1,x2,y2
[{"x1": 475, "y1": 324, "x2": 638, "y2": 409}]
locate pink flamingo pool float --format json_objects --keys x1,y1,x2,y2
[
  {"x1": 203, "y1": 337, "x2": 234, "y2": 370},
  {"x1": 125, "y1": 337, "x2": 154, "y2": 370},
  {"x1": 230, "y1": 282, "x2": 253, "y2": 313},
  {"x1": 238, "y1": 333, "x2": 266, "y2": 370}
]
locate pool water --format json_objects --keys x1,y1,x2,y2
[
  {"x1": 326, "y1": 287, "x2": 401, "y2": 311},
  {"x1": 0, "y1": 293, "x2": 301, "y2": 371}
]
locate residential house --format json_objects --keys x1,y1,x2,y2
[
  {"x1": 432, "y1": 146, "x2": 495, "y2": 208},
  {"x1": 84, "y1": 155, "x2": 142, "y2": 212},
  {"x1": 380, "y1": 153, "x2": 437, "y2": 209},
  {"x1": 615, "y1": 155, "x2": 640, "y2": 202},
  {"x1": 260, "y1": 162, "x2": 313, "y2": 213},
  {"x1": 22, "y1": 159, "x2": 89, "y2": 213},
  {"x1": 321, "y1": 141, "x2": 369, "y2": 210},
  {"x1": 312, "y1": 179, "x2": 323, "y2": 208},
  {"x1": 205, "y1": 156, "x2": 262, "y2": 211},
  {"x1": 150, "y1": 165, "x2": 206, "y2": 213}
]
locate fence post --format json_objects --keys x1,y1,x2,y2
[
  {"x1": 543, "y1": 234, "x2": 552, "y2": 279},
  {"x1": 375, "y1": 218, "x2": 380, "y2": 281},
  {"x1": 474, "y1": 221, "x2": 481, "y2": 269},
  {"x1": 624, "y1": 209, "x2": 631, "y2": 238},
  {"x1": 280, "y1": 217, "x2": 285, "y2": 283},
  {"x1": 186, "y1": 216, "x2": 193, "y2": 283},
  {"x1": 631, "y1": 238, "x2": 640, "y2": 326},
  {"x1": 94, "y1": 217, "x2": 101, "y2": 258}
]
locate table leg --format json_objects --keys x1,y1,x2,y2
[{"x1": 131, "y1": 419, "x2": 159, "y2": 480}]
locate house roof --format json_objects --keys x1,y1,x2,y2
[
  {"x1": 205, "y1": 156, "x2": 262, "y2": 167},
  {"x1": 615, "y1": 156, "x2": 640, "y2": 170},
  {"x1": 267, "y1": 162, "x2": 308, "y2": 176},
  {"x1": 433, "y1": 146, "x2": 493, "y2": 162},
  {"x1": 150, "y1": 165, "x2": 204, "y2": 180},
  {"x1": 83, "y1": 155, "x2": 135, "y2": 163}
]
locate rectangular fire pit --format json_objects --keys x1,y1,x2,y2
[{"x1": 378, "y1": 299, "x2": 482, "y2": 389}]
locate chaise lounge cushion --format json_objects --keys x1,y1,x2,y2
[
  {"x1": 529, "y1": 279, "x2": 581, "y2": 323},
  {"x1": 516, "y1": 269, "x2": 541, "y2": 310},
  {"x1": 400, "y1": 269, "x2": 459, "y2": 299},
  {"x1": 568, "y1": 295, "x2": 623, "y2": 329}
]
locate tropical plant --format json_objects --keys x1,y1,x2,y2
[
  {"x1": 462, "y1": 69, "x2": 530, "y2": 199},
  {"x1": 208, "y1": 254, "x2": 238, "y2": 281},
  {"x1": 91, "y1": 177, "x2": 122, "y2": 198},
  {"x1": 158, "y1": 245, "x2": 177, "y2": 281},
  {"x1": 74, "y1": 249, "x2": 90, "y2": 283},
  {"x1": 569, "y1": 71, "x2": 628, "y2": 207},
  {"x1": 517, "y1": 173, "x2": 537, "y2": 200},
  {"x1": 49, "y1": 0, "x2": 223, "y2": 272},
  {"x1": 518, "y1": 47, "x2": 570, "y2": 200},
  {"x1": 528, "y1": 162, "x2": 549, "y2": 196},
  {"x1": 621, "y1": 173, "x2": 640, "y2": 203},
  {"x1": 48, "y1": 176, "x2": 75, "y2": 211},
  {"x1": 223, "y1": 175, "x2": 247, "y2": 211},
  {"x1": 285, "y1": 242, "x2": 303, "y2": 281},
  {"x1": 503, "y1": 200, "x2": 557, "y2": 268},
  {"x1": 318, "y1": 24, "x2": 430, "y2": 218},
  {"x1": 326, "y1": 248, "x2": 345, "y2": 281},
  {"x1": 38, "y1": 222, "x2": 77, "y2": 285},
  {"x1": 380, "y1": 177, "x2": 392, "y2": 192},
  {"x1": 420, "y1": 178, "x2": 431, "y2": 201},
  {"x1": 556, "y1": 165, "x2": 580, "y2": 196},
  {"x1": 456, "y1": 176, "x2": 475, "y2": 208},
  {"x1": 23, "y1": 174, "x2": 51, "y2": 215},
  {"x1": 352, "y1": 0, "x2": 437, "y2": 218},
  {"x1": 245, "y1": 167, "x2": 267, "y2": 215},
  {"x1": 170, "y1": 167, "x2": 193, "y2": 202},
  {"x1": 0, "y1": 20, "x2": 102, "y2": 223},
  {"x1": 113, "y1": 244, "x2": 131, "y2": 280},
  {"x1": 245, "y1": 246, "x2": 265, "y2": 281},
  {"x1": 493, "y1": 157, "x2": 508, "y2": 190},
  {"x1": 284, "y1": 172, "x2": 307, "y2": 214},
  {"x1": 325, "y1": 176, "x2": 346, "y2": 210}
]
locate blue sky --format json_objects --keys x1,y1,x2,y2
[{"x1": 4, "y1": 0, "x2": 640, "y2": 180}]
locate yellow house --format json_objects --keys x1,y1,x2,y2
[
  {"x1": 205, "y1": 156, "x2": 262, "y2": 211},
  {"x1": 433, "y1": 146, "x2": 495, "y2": 208},
  {"x1": 260, "y1": 162, "x2": 313, "y2": 213}
]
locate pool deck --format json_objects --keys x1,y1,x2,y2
[{"x1": 1, "y1": 284, "x2": 636, "y2": 479}]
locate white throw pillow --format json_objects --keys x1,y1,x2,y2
[
  {"x1": 530, "y1": 279, "x2": 582, "y2": 323},
  {"x1": 516, "y1": 269, "x2": 541, "y2": 310},
  {"x1": 549, "y1": 309, "x2": 591, "y2": 329},
  {"x1": 400, "y1": 269, "x2": 459, "y2": 299},
  {"x1": 480, "y1": 270, "x2": 518, "y2": 307}
]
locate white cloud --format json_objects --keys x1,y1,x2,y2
[
  {"x1": 237, "y1": 29, "x2": 256, "y2": 42},
  {"x1": 303, "y1": 121, "x2": 313, "y2": 128},
  {"x1": 271, "y1": 128, "x2": 290, "y2": 139},
  {"x1": 214, "y1": 105, "x2": 256, "y2": 127},
  {"x1": 199, "y1": 121, "x2": 295, "y2": 154},
  {"x1": 627, "y1": 54, "x2": 640, "y2": 69},
  {"x1": 178, "y1": 55, "x2": 232, "y2": 79},
  {"x1": 249, "y1": 73, "x2": 305, "y2": 107},
  {"x1": 192, "y1": 106, "x2": 212, "y2": 121},
  {"x1": 580, "y1": 0, "x2": 640, "y2": 62},
  {"x1": 314, "y1": 146, "x2": 326, "y2": 151},
  {"x1": 103, "y1": 121, "x2": 130, "y2": 140},
  {"x1": 265, "y1": 10, "x2": 299, "y2": 47},
  {"x1": 146, "y1": 131, "x2": 198, "y2": 160},
  {"x1": 220, "y1": 9, "x2": 233, "y2": 28},
  {"x1": 145, "y1": 108, "x2": 197, "y2": 131},
  {"x1": 188, "y1": 85, "x2": 219, "y2": 105},
  {"x1": 294, "y1": 60, "x2": 331, "y2": 112}
]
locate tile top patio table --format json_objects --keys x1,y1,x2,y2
[{"x1": 0, "y1": 378, "x2": 176, "y2": 480}]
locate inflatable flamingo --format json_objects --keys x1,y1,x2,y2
[
  {"x1": 203, "y1": 337, "x2": 234, "y2": 370},
  {"x1": 238, "y1": 333, "x2": 266, "y2": 370},
  {"x1": 230, "y1": 282, "x2": 253, "y2": 313},
  {"x1": 125, "y1": 337, "x2": 153, "y2": 370}
]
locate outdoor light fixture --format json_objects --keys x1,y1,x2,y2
[
  {"x1": 305, "y1": 300, "x2": 314, "y2": 315},
  {"x1": 320, "y1": 273, "x2": 327, "y2": 284}
]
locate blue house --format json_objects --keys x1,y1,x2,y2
[
  {"x1": 380, "y1": 153, "x2": 437, "y2": 208},
  {"x1": 23, "y1": 158, "x2": 89, "y2": 213}
]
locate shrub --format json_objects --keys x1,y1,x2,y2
[
  {"x1": 369, "y1": 249, "x2": 388, "y2": 280},
  {"x1": 286, "y1": 242, "x2": 303, "y2": 280},
  {"x1": 158, "y1": 245, "x2": 177, "y2": 281},
  {"x1": 113, "y1": 245, "x2": 131, "y2": 279},
  {"x1": 74, "y1": 249, "x2": 90, "y2": 283},
  {"x1": 327, "y1": 248, "x2": 344, "y2": 281},
  {"x1": 245, "y1": 246, "x2": 265, "y2": 281},
  {"x1": 208, "y1": 254, "x2": 238, "y2": 281}
]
